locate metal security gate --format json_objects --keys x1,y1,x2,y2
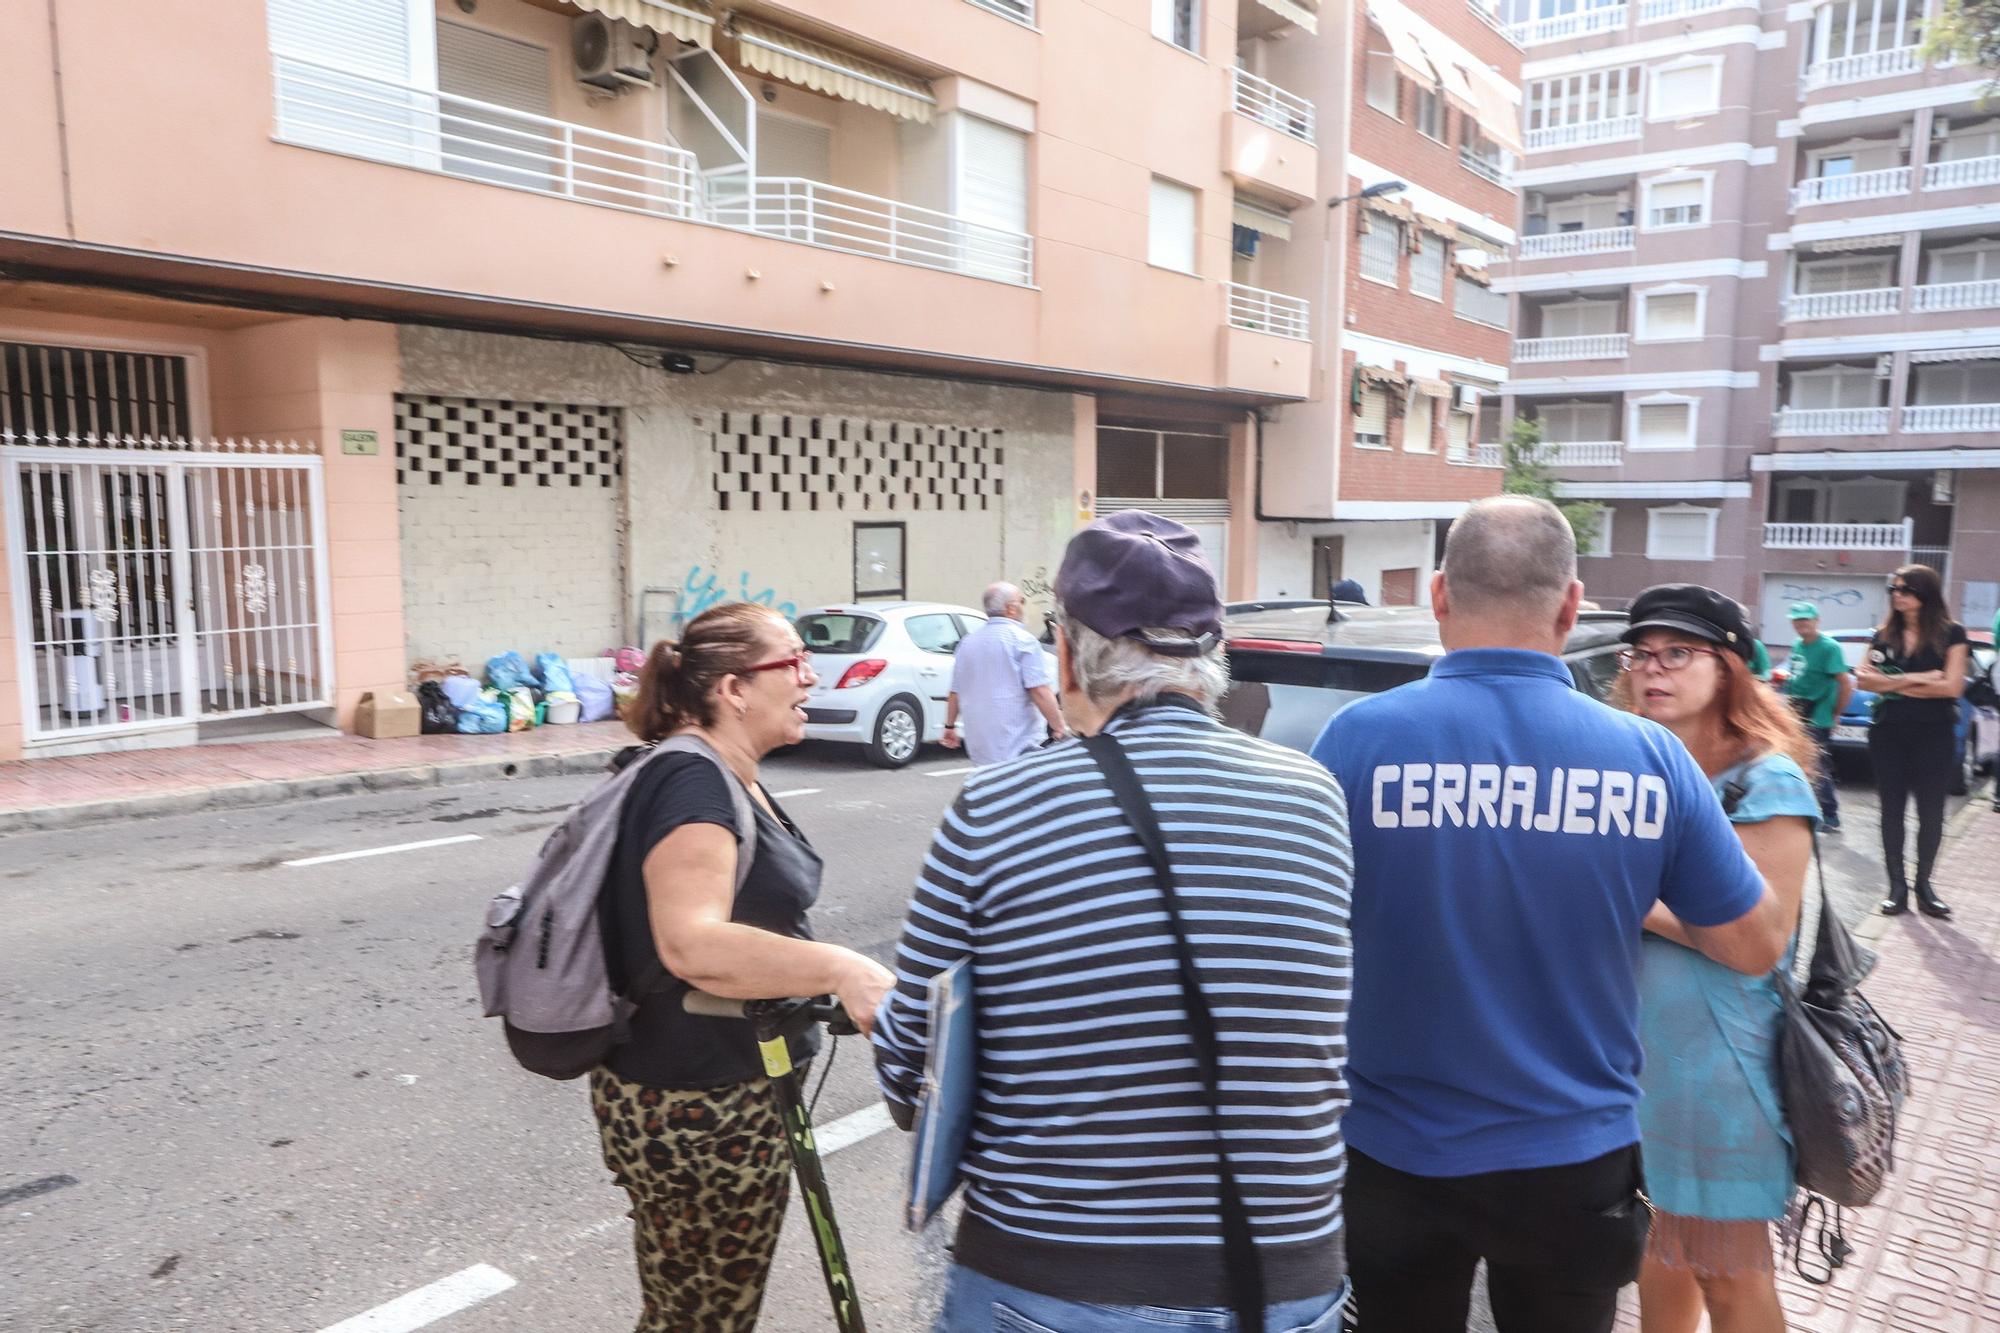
[{"x1": 4, "y1": 436, "x2": 333, "y2": 746}]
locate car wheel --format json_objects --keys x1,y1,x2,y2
[{"x1": 867, "y1": 697, "x2": 922, "y2": 768}]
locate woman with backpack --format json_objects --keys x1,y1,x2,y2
[
  {"x1": 1856, "y1": 564, "x2": 1970, "y2": 918},
  {"x1": 1614, "y1": 584, "x2": 1818, "y2": 1333},
  {"x1": 594, "y1": 602, "x2": 894, "y2": 1333}
]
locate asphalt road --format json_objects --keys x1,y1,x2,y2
[{"x1": 0, "y1": 743, "x2": 1979, "y2": 1333}]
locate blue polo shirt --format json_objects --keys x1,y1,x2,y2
[{"x1": 1310, "y1": 648, "x2": 1765, "y2": 1177}]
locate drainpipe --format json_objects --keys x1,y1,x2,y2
[{"x1": 47, "y1": 0, "x2": 75, "y2": 238}]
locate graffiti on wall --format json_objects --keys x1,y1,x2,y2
[{"x1": 674, "y1": 565, "x2": 799, "y2": 627}]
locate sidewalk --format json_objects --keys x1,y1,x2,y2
[{"x1": 0, "y1": 721, "x2": 632, "y2": 834}]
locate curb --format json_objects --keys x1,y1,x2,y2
[{"x1": 0, "y1": 746, "x2": 623, "y2": 836}]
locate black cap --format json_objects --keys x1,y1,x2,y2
[
  {"x1": 1621, "y1": 583, "x2": 1756, "y2": 661},
  {"x1": 1055, "y1": 511, "x2": 1224, "y2": 657}
]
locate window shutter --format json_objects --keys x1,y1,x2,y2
[
  {"x1": 1448, "y1": 410, "x2": 1473, "y2": 453},
  {"x1": 436, "y1": 22, "x2": 552, "y2": 187},
  {"x1": 1648, "y1": 508, "x2": 1714, "y2": 560},
  {"x1": 268, "y1": 0, "x2": 418, "y2": 74},
  {"x1": 958, "y1": 115, "x2": 1029, "y2": 234},
  {"x1": 1355, "y1": 389, "x2": 1389, "y2": 443},
  {"x1": 269, "y1": 0, "x2": 434, "y2": 164},
  {"x1": 1643, "y1": 292, "x2": 1700, "y2": 337},
  {"x1": 1635, "y1": 401, "x2": 1691, "y2": 448},
  {"x1": 1651, "y1": 63, "x2": 1715, "y2": 117},
  {"x1": 1405, "y1": 392, "x2": 1434, "y2": 451},
  {"x1": 1412, "y1": 236, "x2": 1446, "y2": 298},
  {"x1": 759, "y1": 114, "x2": 834, "y2": 182},
  {"x1": 1149, "y1": 178, "x2": 1198, "y2": 273},
  {"x1": 1648, "y1": 178, "x2": 1704, "y2": 225}
]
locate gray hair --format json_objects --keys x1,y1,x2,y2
[
  {"x1": 1061, "y1": 610, "x2": 1230, "y2": 713},
  {"x1": 1442, "y1": 496, "x2": 1577, "y2": 617},
  {"x1": 983, "y1": 581, "x2": 1023, "y2": 616}
]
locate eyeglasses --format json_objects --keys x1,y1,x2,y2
[
  {"x1": 741, "y1": 651, "x2": 814, "y2": 684},
  {"x1": 1618, "y1": 645, "x2": 1723, "y2": 673},
  {"x1": 1887, "y1": 583, "x2": 1915, "y2": 596}
]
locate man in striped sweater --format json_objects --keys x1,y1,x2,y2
[{"x1": 873, "y1": 511, "x2": 1354, "y2": 1333}]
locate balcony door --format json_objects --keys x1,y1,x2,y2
[
  {"x1": 1537, "y1": 400, "x2": 1615, "y2": 442},
  {"x1": 1541, "y1": 300, "x2": 1619, "y2": 338},
  {"x1": 267, "y1": 0, "x2": 438, "y2": 168},
  {"x1": 1787, "y1": 365, "x2": 1881, "y2": 409}
]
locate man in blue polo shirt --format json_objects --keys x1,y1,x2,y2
[{"x1": 1311, "y1": 496, "x2": 1789, "y2": 1333}]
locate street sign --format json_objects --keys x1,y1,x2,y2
[{"x1": 340, "y1": 429, "x2": 380, "y2": 456}]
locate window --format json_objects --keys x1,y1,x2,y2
[
  {"x1": 1644, "y1": 176, "x2": 1708, "y2": 229},
  {"x1": 1151, "y1": 0, "x2": 1199, "y2": 52},
  {"x1": 1648, "y1": 59, "x2": 1721, "y2": 120},
  {"x1": 759, "y1": 113, "x2": 834, "y2": 181},
  {"x1": 1148, "y1": 177, "x2": 1198, "y2": 274},
  {"x1": 1926, "y1": 240, "x2": 2000, "y2": 285},
  {"x1": 1541, "y1": 299, "x2": 1620, "y2": 337},
  {"x1": 1911, "y1": 360, "x2": 2000, "y2": 406},
  {"x1": 1416, "y1": 86, "x2": 1444, "y2": 140},
  {"x1": 1786, "y1": 364, "x2": 1881, "y2": 409},
  {"x1": 1405, "y1": 391, "x2": 1435, "y2": 452},
  {"x1": 437, "y1": 21, "x2": 554, "y2": 187},
  {"x1": 1646, "y1": 506, "x2": 1718, "y2": 561},
  {"x1": 1448, "y1": 409, "x2": 1474, "y2": 455},
  {"x1": 1412, "y1": 232, "x2": 1447, "y2": 299},
  {"x1": 854, "y1": 523, "x2": 907, "y2": 599},
  {"x1": 957, "y1": 115, "x2": 1031, "y2": 280},
  {"x1": 1538, "y1": 399, "x2": 1616, "y2": 441},
  {"x1": 1581, "y1": 506, "x2": 1615, "y2": 557},
  {"x1": 1455, "y1": 276, "x2": 1507, "y2": 325},
  {"x1": 1637, "y1": 288, "x2": 1703, "y2": 341},
  {"x1": 1526, "y1": 67, "x2": 1642, "y2": 134},
  {"x1": 1095, "y1": 425, "x2": 1230, "y2": 498},
  {"x1": 1799, "y1": 256, "x2": 1894, "y2": 293},
  {"x1": 905, "y1": 613, "x2": 965, "y2": 655},
  {"x1": 1631, "y1": 397, "x2": 1696, "y2": 449},
  {"x1": 1366, "y1": 56, "x2": 1400, "y2": 116},
  {"x1": 269, "y1": 0, "x2": 438, "y2": 166},
  {"x1": 1354, "y1": 389, "x2": 1390, "y2": 448},
  {"x1": 1359, "y1": 216, "x2": 1402, "y2": 286},
  {"x1": 1937, "y1": 118, "x2": 2000, "y2": 162}
]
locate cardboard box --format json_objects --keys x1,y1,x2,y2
[{"x1": 355, "y1": 690, "x2": 421, "y2": 739}]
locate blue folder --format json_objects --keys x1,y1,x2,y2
[{"x1": 905, "y1": 958, "x2": 975, "y2": 1231}]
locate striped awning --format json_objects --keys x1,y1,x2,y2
[
  {"x1": 1435, "y1": 57, "x2": 1480, "y2": 117},
  {"x1": 1909, "y1": 346, "x2": 2000, "y2": 363},
  {"x1": 730, "y1": 17, "x2": 935, "y2": 123},
  {"x1": 1233, "y1": 199, "x2": 1295, "y2": 241},
  {"x1": 1254, "y1": 0, "x2": 1320, "y2": 33},
  {"x1": 1807, "y1": 233, "x2": 1902, "y2": 253},
  {"x1": 1411, "y1": 376, "x2": 1453, "y2": 398},
  {"x1": 1460, "y1": 60, "x2": 1521, "y2": 154},
  {"x1": 565, "y1": 0, "x2": 714, "y2": 47},
  {"x1": 1366, "y1": 2, "x2": 1436, "y2": 84}
]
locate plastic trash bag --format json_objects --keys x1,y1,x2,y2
[
  {"x1": 486, "y1": 651, "x2": 535, "y2": 692},
  {"x1": 506, "y1": 686, "x2": 536, "y2": 732},
  {"x1": 456, "y1": 692, "x2": 508, "y2": 734},
  {"x1": 574, "y1": 672, "x2": 615, "y2": 723},
  {"x1": 608, "y1": 646, "x2": 645, "y2": 674},
  {"x1": 440, "y1": 674, "x2": 484, "y2": 711},
  {"x1": 536, "y1": 653, "x2": 575, "y2": 696},
  {"x1": 417, "y1": 680, "x2": 459, "y2": 735}
]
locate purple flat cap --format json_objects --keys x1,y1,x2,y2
[{"x1": 1055, "y1": 511, "x2": 1223, "y2": 657}]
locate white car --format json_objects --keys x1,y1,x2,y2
[{"x1": 795, "y1": 602, "x2": 991, "y2": 767}]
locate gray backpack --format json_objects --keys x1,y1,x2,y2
[{"x1": 475, "y1": 735, "x2": 758, "y2": 1080}]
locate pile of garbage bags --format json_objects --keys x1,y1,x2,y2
[{"x1": 411, "y1": 648, "x2": 642, "y2": 735}]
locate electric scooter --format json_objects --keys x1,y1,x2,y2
[{"x1": 684, "y1": 991, "x2": 868, "y2": 1333}]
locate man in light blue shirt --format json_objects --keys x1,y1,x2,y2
[{"x1": 943, "y1": 582, "x2": 1066, "y2": 766}]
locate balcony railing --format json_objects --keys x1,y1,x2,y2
[
  {"x1": 1460, "y1": 148, "x2": 1508, "y2": 183},
  {"x1": 965, "y1": 0, "x2": 1035, "y2": 23},
  {"x1": 1912, "y1": 545, "x2": 1949, "y2": 578},
  {"x1": 1539, "y1": 440, "x2": 1624, "y2": 467},
  {"x1": 1514, "y1": 333, "x2": 1630, "y2": 361},
  {"x1": 1771, "y1": 406, "x2": 1892, "y2": 435},
  {"x1": 272, "y1": 55, "x2": 700, "y2": 219},
  {"x1": 1764, "y1": 520, "x2": 1912, "y2": 550},
  {"x1": 1789, "y1": 165, "x2": 1911, "y2": 208},
  {"x1": 1448, "y1": 442, "x2": 1505, "y2": 467},
  {"x1": 1226, "y1": 282, "x2": 1311, "y2": 340},
  {"x1": 1518, "y1": 226, "x2": 1635, "y2": 260},
  {"x1": 1512, "y1": 4, "x2": 1629, "y2": 44},
  {"x1": 708, "y1": 177, "x2": 1035, "y2": 285},
  {"x1": 1233, "y1": 68, "x2": 1316, "y2": 144},
  {"x1": 1525, "y1": 117, "x2": 1641, "y2": 153},
  {"x1": 1912, "y1": 279, "x2": 2000, "y2": 312},
  {"x1": 1903, "y1": 403, "x2": 2000, "y2": 433},
  {"x1": 1639, "y1": 0, "x2": 1735, "y2": 22},
  {"x1": 1802, "y1": 45, "x2": 1923, "y2": 90},
  {"x1": 1783, "y1": 287, "x2": 1902, "y2": 321},
  {"x1": 1924, "y1": 154, "x2": 2000, "y2": 192}
]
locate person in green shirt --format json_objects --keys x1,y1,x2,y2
[
  {"x1": 1749, "y1": 638, "x2": 1771, "y2": 681},
  {"x1": 1784, "y1": 601, "x2": 1853, "y2": 830}
]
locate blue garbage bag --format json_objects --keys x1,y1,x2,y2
[
  {"x1": 440, "y1": 674, "x2": 483, "y2": 710},
  {"x1": 486, "y1": 652, "x2": 534, "y2": 692},
  {"x1": 536, "y1": 652, "x2": 575, "y2": 696},
  {"x1": 574, "y1": 672, "x2": 615, "y2": 723},
  {"x1": 456, "y1": 692, "x2": 509, "y2": 734}
]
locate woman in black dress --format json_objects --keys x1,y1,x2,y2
[{"x1": 1855, "y1": 564, "x2": 1970, "y2": 918}]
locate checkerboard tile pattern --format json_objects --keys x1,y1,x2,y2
[
  {"x1": 394, "y1": 395, "x2": 622, "y2": 489},
  {"x1": 705, "y1": 411, "x2": 1004, "y2": 513}
]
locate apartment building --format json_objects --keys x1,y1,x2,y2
[
  {"x1": 1496, "y1": 0, "x2": 2000, "y2": 638},
  {"x1": 1243, "y1": 0, "x2": 1524, "y2": 602},
  {"x1": 0, "y1": 0, "x2": 1345, "y2": 761}
]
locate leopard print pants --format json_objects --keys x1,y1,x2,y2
[{"x1": 589, "y1": 1066, "x2": 792, "y2": 1333}]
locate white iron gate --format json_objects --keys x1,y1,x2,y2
[{"x1": 4, "y1": 435, "x2": 334, "y2": 745}]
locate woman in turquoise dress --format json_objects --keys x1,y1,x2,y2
[{"x1": 1614, "y1": 584, "x2": 1818, "y2": 1333}]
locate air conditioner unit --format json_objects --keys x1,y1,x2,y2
[
  {"x1": 573, "y1": 14, "x2": 655, "y2": 90},
  {"x1": 1875, "y1": 353, "x2": 1893, "y2": 378},
  {"x1": 1456, "y1": 384, "x2": 1484, "y2": 410}
]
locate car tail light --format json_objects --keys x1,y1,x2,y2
[
  {"x1": 1226, "y1": 638, "x2": 1323, "y2": 654},
  {"x1": 835, "y1": 659, "x2": 889, "y2": 689}
]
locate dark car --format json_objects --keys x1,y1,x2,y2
[
  {"x1": 1806, "y1": 629, "x2": 1998, "y2": 796},
  {"x1": 1219, "y1": 604, "x2": 1631, "y2": 752}
]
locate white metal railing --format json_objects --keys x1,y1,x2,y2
[
  {"x1": 1511, "y1": 4, "x2": 1629, "y2": 44},
  {"x1": 1771, "y1": 406, "x2": 1892, "y2": 435},
  {"x1": 1448, "y1": 442, "x2": 1506, "y2": 467},
  {"x1": 1639, "y1": 0, "x2": 1735, "y2": 22},
  {"x1": 1233, "y1": 68, "x2": 1316, "y2": 144},
  {"x1": 965, "y1": 0, "x2": 1035, "y2": 23},
  {"x1": 1461, "y1": 148, "x2": 1508, "y2": 183},
  {"x1": 1783, "y1": 287, "x2": 1901, "y2": 321},
  {"x1": 1924, "y1": 154, "x2": 2000, "y2": 192},
  {"x1": 1525, "y1": 116, "x2": 1641, "y2": 152},
  {"x1": 1789, "y1": 165, "x2": 1911, "y2": 208},
  {"x1": 1912, "y1": 279, "x2": 2000, "y2": 312},
  {"x1": 272, "y1": 55, "x2": 700, "y2": 220},
  {"x1": 1514, "y1": 333, "x2": 1630, "y2": 361},
  {"x1": 1902, "y1": 403, "x2": 2000, "y2": 432},
  {"x1": 1469, "y1": 0, "x2": 1525, "y2": 43},
  {"x1": 1540, "y1": 439, "x2": 1624, "y2": 466},
  {"x1": 1803, "y1": 45, "x2": 1923, "y2": 90},
  {"x1": 1764, "y1": 520, "x2": 1912, "y2": 549},
  {"x1": 1911, "y1": 545, "x2": 1949, "y2": 577},
  {"x1": 1518, "y1": 226, "x2": 1635, "y2": 259},
  {"x1": 705, "y1": 177, "x2": 1035, "y2": 285},
  {"x1": 1226, "y1": 282, "x2": 1311, "y2": 340}
]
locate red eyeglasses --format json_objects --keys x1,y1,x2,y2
[{"x1": 741, "y1": 652, "x2": 814, "y2": 684}]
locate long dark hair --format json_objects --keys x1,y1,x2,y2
[
  {"x1": 1876, "y1": 563, "x2": 1951, "y2": 656},
  {"x1": 628, "y1": 603, "x2": 785, "y2": 743},
  {"x1": 1612, "y1": 636, "x2": 1820, "y2": 780}
]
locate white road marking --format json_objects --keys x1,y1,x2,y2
[
  {"x1": 315, "y1": 1264, "x2": 515, "y2": 1333},
  {"x1": 925, "y1": 765, "x2": 975, "y2": 778},
  {"x1": 770, "y1": 787, "x2": 823, "y2": 799},
  {"x1": 817, "y1": 1101, "x2": 898, "y2": 1154},
  {"x1": 284, "y1": 834, "x2": 483, "y2": 868}
]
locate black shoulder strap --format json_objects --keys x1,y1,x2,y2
[{"x1": 1082, "y1": 731, "x2": 1268, "y2": 1333}]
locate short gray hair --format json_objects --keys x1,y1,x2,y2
[
  {"x1": 1061, "y1": 609, "x2": 1230, "y2": 713},
  {"x1": 1442, "y1": 496, "x2": 1577, "y2": 617},
  {"x1": 983, "y1": 582, "x2": 1022, "y2": 616}
]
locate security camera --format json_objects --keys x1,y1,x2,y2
[{"x1": 761, "y1": 84, "x2": 778, "y2": 103}]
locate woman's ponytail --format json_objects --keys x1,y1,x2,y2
[{"x1": 627, "y1": 603, "x2": 782, "y2": 742}]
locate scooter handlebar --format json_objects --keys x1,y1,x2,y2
[
  {"x1": 682, "y1": 991, "x2": 856, "y2": 1035},
  {"x1": 682, "y1": 991, "x2": 750, "y2": 1019}
]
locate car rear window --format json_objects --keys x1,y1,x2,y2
[
  {"x1": 1220, "y1": 650, "x2": 1430, "y2": 753},
  {"x1": 797, "y1": 614, "x2": 884, "y2": 655}
]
